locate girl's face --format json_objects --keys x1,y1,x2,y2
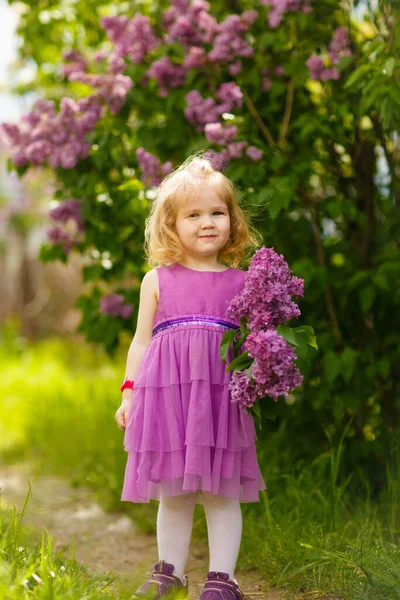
[{"x1": 175, "y1": 184, "x2": 231, "y2": 261}]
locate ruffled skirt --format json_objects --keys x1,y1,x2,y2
[{"x1": 121, "y1": 325, "x2": 267, "y2": 504}]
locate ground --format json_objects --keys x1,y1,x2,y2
[{"x1": 0, "y1": 462, "x2": 311, "y2": 600}]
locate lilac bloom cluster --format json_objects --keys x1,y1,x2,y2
[
  {"x1": 136, "y1": 148, "x2": 173, "y2": 187},
  {"x1": 184, "y1": 83, "x2": 239, "y2": 131},
  {"x1": 163, "y1": 0, "x2": 219, "y2": 48},
  {"x1": 62, "y1": 50, "x2": 88, "y2": 78},
  {"x1": 101, "y1": 2, "x2": 257, "y2": 98},
  {"x1": 100, "y1": 15, "x2": 160, "y2": 74},
  {"x1": 229, "y1": 370, "x2": 259, "y2": 408},
  {"x1": 100, "y1": 294, "x2": 133, "y2": 320},
  {"x1": 1, "y1": 56, "x2": 133, "y2": 169},
  {"x1": 162, "y1": 1, "x2": 257, "y2": 66},
  {"x1": 68, "y1": 71, "x2": 134, "y2": 114},
  {"x1": 47, "y1": 199, "x2": 84, "y2": 255},
  {"x1": 185, "y1": 82, "x2": 263, "y2": 168},
  {"x1": 329, "y1": 27, "x2": 352, "y2": 64},
  {"x1": 47, "y1": 226, "x2": 77, "y2": 255},
  {"x1": 145, "y1": 58, "x2": 187, "y2": 97},
  {"x1": 262, "y1": 0, "x2": 312, "y2": 28},
  {"x1": 226, "y1": 246, "x2": 304, "y2": 408},
  {"x1": 228, "y1": 246, "x2": 304, "y2": 331},
  {"x1": 0, "y1": 97, "x2": 102, "y2": 169},
  {"x1": 49, "y1": 199, "x2": 84, "y2": 231},
  {"x1": 243, "y1": 329, "x2": 303, "y2": 401},
  {"x1": 306, "y1": 27, "x2": 352, "y2": 81},
  {"x1": 208, "y1": 12, "x2": 258, "y2": 63}
]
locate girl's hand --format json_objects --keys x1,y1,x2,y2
[{"x1": 115, "y1": 398, "x2": 132, "y2": 431}]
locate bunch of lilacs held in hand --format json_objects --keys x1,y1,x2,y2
[
  {"x1": 306, "y1": 27, "x2": 352, "y2": 81},
  {"x1": 226, "y1": 246, "x2": 304, "y2": 409},
  {"x1": 47, "y1": 198, "x2": 84, "y2": 254}
]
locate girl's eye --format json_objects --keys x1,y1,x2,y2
[{"x1": 189, "y1": 212, "x2": 224, "y2": 217}]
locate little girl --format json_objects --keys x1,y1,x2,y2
[{"x1": 115, "y1": 153, "x2": 267, "y2": 600}]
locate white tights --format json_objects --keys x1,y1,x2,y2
[{"x1": 156, "y1": 491, "x2": 242, "y2": 584}]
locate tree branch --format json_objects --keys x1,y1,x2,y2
[
  {"x1": 278, "y1": 76, "x2": 295, "y2": 148},
  {"x1": 306, "y1": 194, "x2": 344, "y2": 345},
  {"x1": 241, "y1": 87, "x2": 276, "y2": 147}
]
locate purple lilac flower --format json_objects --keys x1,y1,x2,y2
[
  {"x1": 329, "y1": 27, "x2": 352, "y2": 64},
  {"x1": 100, "y1": 294, "x2": 133, "y2": 319},
  {"x1": 100, "y1": 14, "x2": 160, "y2": 66},
  {"x1": 204, "y1": 123, "x2": 238, "y2": 144},
  {"x1": 216, "y1": 82, "x2": 243, "y2": 109},
  {"x1": 246, "y1": 146, "x2": 263, "y2": 161},
  {"x1": 203, "y1": 149, "x2": 230, "y2": 172},
  {"x1": 1, "y1": 95, "x2": 102, "y2": 169},
  {"x1": 146, "y1": 57, "x2": 187, "y2": 97},
  {"x1": 306, "y1": 54, "x2": 325, "y2": 80},
  {"x1": 49, "y1": 199, "x2": 84, "y2": 232},
  {"x1": 62, "y1": 50, "x2": 87, "y2": 78},
  {"x1": 229, "y1": 371, "x2": 259, "y2": 408},
  {"x1": 227, "y1": 141, "x2": 248, "y2": 159},
  {"x1": 184, "y1": 47, "x2": 207, "y2": 69},
  {"x1": 208, "y1": 14, "x2": 255, "y2": 63},
  {"x1": 229, "y1": 60, "x2": 242, "y2": 76},
  {"x1": 46, "y1": 225, "x2": 74, "y2": 255},
  {"x1": 227, "y1": 246, "x2": 304, "y2": 332},
  {"x1": 68, "y1": 72, "x2": 133, "y2": 114},
  {"x1": 307, "y1": 28, "x2": 351, "y2": 82},
  {"x1": 162, "y1": 0, "x2": 219, "y2": 47},
  {"x1": 262, "y1": 0, "x2": 311, "y2": 28},
  {"x1": 136, "y1": 148, "x2": 173, "y2": 187},
  {"x1": 244, "y1": 328, "x2": 303, "y2": 402}
]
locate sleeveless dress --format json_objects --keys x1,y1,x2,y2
[{"x1": 121, "y1": 263, "x2": 267, "y2": 504}]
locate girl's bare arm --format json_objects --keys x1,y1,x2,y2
[{"x1": 115, "y1": 269, "x2": 159, "y2": 430}]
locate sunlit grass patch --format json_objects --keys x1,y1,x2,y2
[{"x1": 0, "y1": 485, "x2": 121, "y2": 599}]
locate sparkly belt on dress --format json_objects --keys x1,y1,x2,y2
[{"x1": 152, "y1": 316, "x2": 240, "y2": 337}]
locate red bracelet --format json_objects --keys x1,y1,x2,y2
[{"x1": 120, "y1": 377, "x2": 135, "y2": 392}]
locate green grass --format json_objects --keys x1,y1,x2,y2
[
  {"x1": 1, "y1": 333, "x2": 400, "y2": 599},
  {"x1": 0, "y1": 487, "x2": 120, "y2": 599}
]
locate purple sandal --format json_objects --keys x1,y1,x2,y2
[
  {"x1": 132, "y1": 560, "x2": 189, "y2": 600},
  {"x1": 199, "y1": 571, "x2": 245, "y2": 600}
]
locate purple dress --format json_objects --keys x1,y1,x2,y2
[{"x1": 121, "y1": 263, "x2": 267, "y2": 504}]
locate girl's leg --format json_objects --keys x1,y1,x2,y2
[
  {"x1": 157, "y1": 491, "x2": 199, "y2": 582},
  {"x1": 201, "y1": 491, "x2": 242, "y2": 584}
]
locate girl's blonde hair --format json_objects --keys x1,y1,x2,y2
[{"x1": 143, "y1": 151, "x2": 263, "y2": 268}]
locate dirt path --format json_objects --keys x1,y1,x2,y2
[{"x1": 0, "y1": 462, "x2": 296, "y2": 600}]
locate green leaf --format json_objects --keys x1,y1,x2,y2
[
  {"x1": 259, "y1": 397, "x2": 282, "y2": 422},
  {"x1": 225, "y1": 351, "x2": 252, "y2": 373},
  {"x1": 343, "y1": 64, "x2": 372, "y2": 89},
  {"x1": 239, "y1": 316, "x2": 248, "y2": 335},
  {"x1": 341, "y1": 347, "x2": 358, "y2": 383},
  {"x1": 276, "y1": 325, "x2": 297, "y2": 346},
  {"x1": 359, "y1": 285, "x2": 375, "y2": 314},
  {"x1": 118, "y1": 179, "x2": 144, "y2": 192},
  {"x1": 376, "y1": 358, "x2": 390, "y2": 378},
  {"x1": 219, "y1": 329, "x2": 237, "y2": 363},
  {"x1": 385, "y1": 57, "x2": 395, "y2": 76},
  {"x1": 323, "y1": 351, "x2": 342, "y2": 384},
  {"x1": 291, "y1": 325, "x2": 318, "y2": 358}
]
